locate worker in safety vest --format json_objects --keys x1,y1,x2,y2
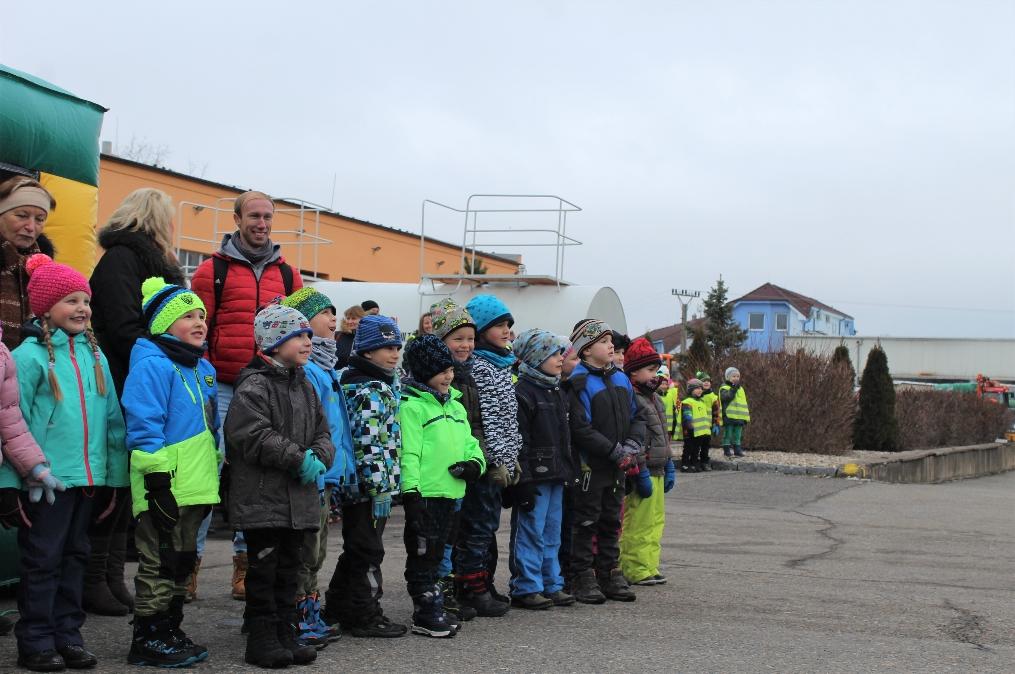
[{"x1": 719, "y1": 367, "x2": 750, "y2": 457}]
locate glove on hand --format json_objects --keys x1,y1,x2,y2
[
  {"x1": 401, "y1": 490, "x2": 422, "y2": 530},
  {"x1": 143, "y1": 472, "x2": 179, "y2": 532},
  {"x1": 513, "y1": 482, "x2": 536, "y2": 512},
  {"x1": 0, "y1": 488, "x2": 29, "y2": 529},
  {"x1": 448, "y1": 460, "x2": 483, "y2": 483},
  {"x1": 635, "y1": 467, "x2": 654, "y2": 498},
  {"x1": 28, "y1": 463, "x2": 66, "y2": 505},
  {"x1": 664, "y1": 460, "x2": 677, "y2": 493},
  {"x1": 616, "y1": 453, "x2": 638, "y2": 474},
  {"x1": 508, "y1": 460, "x2": 523, "y2": 486},
  {"x1": 372, "y1": 493, "x2": 392, "y2": 520},
  {"x1": 487, "y1": 463, "x2": 510, "y2": 488},
  {"x1": 622, "y1": 439, "x2": 642, "y2": 455},
  {"x1": 712, "y1": 424, "x2": 721, "y2": 436},
  {"x1": 296, "y1": 450, "x2": 327, "y2": 485}
]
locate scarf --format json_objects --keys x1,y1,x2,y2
[
  {"x1": 348, "y1": 353, "x2": 395, "y2": 385},
  {"x1": 474, "y1": 337, "x2": 516, "y2": 370},
  {"x1": 311, "y1": 335, "x2": 338, "y2": 370},
  {"x1": 231, "y1": 231, "x2": 274, "y2": 266},
  {"x1": 637, "y1": 378, "x2": 663, "y2": 394},
  {"x1": 152, "y1": 334, "x2": 206, "y2": 367},
  {"x1": 404, "y1": 376, "x2": 451, "y2": 405},
  {"x1": 519, "y1": 364, "x2": 560, "y2": 389}
]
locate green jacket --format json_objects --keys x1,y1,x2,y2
[
  {"x1": 399, "y1": 384, "x2": 486, "y2": 499},
  {"x1": 11, "y1": 326, "x2": 128, "y2": 488}
]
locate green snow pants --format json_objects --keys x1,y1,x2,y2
[{"x1": 619, "y1": 476, "x2": 666, "y2": 583}]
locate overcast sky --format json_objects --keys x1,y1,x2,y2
[{"x1": 4, "y1": 1, "x2": 1013, "y2": 338}]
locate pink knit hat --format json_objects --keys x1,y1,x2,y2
[{"x1": 25, "y1": 254, "x2": 91, "y2": 317}]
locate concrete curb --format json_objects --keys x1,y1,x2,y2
[{"x1": 710, "y1": 460, "x2": 839, "y2": 478}]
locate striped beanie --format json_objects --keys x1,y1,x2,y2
[
  {"x1": 141, "y1": 277, "x2": 206, "y2": 336},
  {"x1": 283, "y1": 287, "x2": 335, "y2": 322},
  {"x1": 429, "y1": 298, "x2": 475, "y2": 340},
  {"x1": 353, "y1": 314, "x2": 402, "y2": 354},
  {"x1": 466, "y1": 294, "x2": 513, "y2": 334},
  {"x1": 570, "y1": 318, "x2": 611, "y2": 357}
]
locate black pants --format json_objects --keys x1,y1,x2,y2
[
  {"x1": 682, "y1": 435, "x2": 711, "y2": 466},
  {"x1": 324, "y1": 500, "x2": 386, "y2": 625},
  {"x1": 244, "y1": 528, "x2": 304, "y2": 621},
  {"x1": 403, "y1": 497, "x2": 455, "y2": 599},
  {"x1": 558, "y1": 484, "x2": 575, "y2": 582},
  {"x1": 16, "y1": 489, "x2": 93, "y2": 655},
  {"x1": 569, "y1": 469, "x2": 624, "y2": 577}
]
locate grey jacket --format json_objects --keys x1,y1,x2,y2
[
  {"x1": 634, "y1": 388, "x2": 671, "y2": 476},
  {"x1": 225, "y1": 356, "x2": 335, "y2": 530}
]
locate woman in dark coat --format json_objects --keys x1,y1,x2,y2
[
  {"x1": 86, "y1": 188, "x2": 186, "y2": 616},
  {"x1": 335, "y1": 304, "x2": 365, "y2": 369}
]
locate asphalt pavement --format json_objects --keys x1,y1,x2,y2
[{"x1": 1, "y1": 470, "x2": 1013, "y2": 673}]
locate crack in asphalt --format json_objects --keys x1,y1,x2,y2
[
  {"x1": 784, "y1": 511, "x2": 846, "y2": 569},
  {"x1": 941, "y1": 599, "x2": 994, "y2": 652}
]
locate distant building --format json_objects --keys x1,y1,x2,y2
[
  {"x1": 732, "y1": 283, "x2": 855, "y2": 352},
  {"x1": 645, "y1": 317, "x2": 707, "y2": 355}
]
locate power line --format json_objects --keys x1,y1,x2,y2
[{"x1": 828, "y1": 299, "x2": 1015, "y2": 314}]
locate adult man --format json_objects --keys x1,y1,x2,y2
[{"x1": 191, "y1": 191, "x2": 302, "y2": 599}]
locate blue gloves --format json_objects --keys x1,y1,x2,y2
[
  {"x1": 712, "y1": 424, "x2": 721, "y2": 436},
  {"x1": 28, "y1": 463, "x2": 66, "y2": 505},
  {"x1": 296, "y1": 450, "x2": 327, "y2": 486},
  {"x1": 634, "y1": 467, "x2": 653, "y2": 498},
  {"x1": 664, "y1": 460, "x2": 676, "y2": 493},
  {"x1": 372, "y1": 493, "x2": 392, "y2": 519}
]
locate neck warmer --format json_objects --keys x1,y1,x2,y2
[
  {"x1": 636, "y1": 378, "x2": 663, "y2": 395},
  {"x1": 152, "y1": 334, "x2": 206, "y2": 367},
  {"x1": 311, "y1": 335, "x2": 338, "y2": 370},
  {"x1": 348, "y1": 353, "x2": 395, "y2": 385},
  {"x1": 404, "y1": 376, "x2": 451, "y2": 405},
  {"x1": 232, "y1": 231, "x2": 273, "y2": 266},
  {"x1": 519, "y1": 363, "x2": 560, "y2": 389},
  {"x1": 474, "y1": 337, "x2": 516, "y2": 369}
]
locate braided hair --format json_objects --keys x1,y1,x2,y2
[
  {"x1": 83, "y1": 328, "x2": 107, "y2": 397},
  {"x1": 38, "y1": 317, "x2": 63, "y2": 402}
]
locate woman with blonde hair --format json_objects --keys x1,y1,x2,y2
[
  {"x1": 85, "y1": 188, "x2": 187, "y2": 617},
  {"x1": 335, "y1": 304, "x2": 365, "y2": 369}
]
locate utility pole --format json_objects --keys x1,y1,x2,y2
[{"x1": 671, "y1": 288, "x2": 700, "y2": 354}]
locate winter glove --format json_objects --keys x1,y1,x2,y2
[
  {"x1": 372, "y1": 493, "x2": 392, "y2": 520},
  {"x1": 635, "y1": 467, "x2": 653, "y2": 499},
  {"x1": 622, "y1": 439, "x2": 642, "y2": 455},
  {"x1": 27, "y1": 463, "x2": 66, "y2": 505},
  {"x1": 448, "y1": 460, "x2": 483, "y2": 483},
  {"x1": 294, "y1": 450, "x2": 327, "y2": 485},
  {"x1": 487, "y1": 463, "x2": 510, "y2": 488},
  {"x1": 508, "y1": 460, "x2": 523, "y2": 486},
  {"x1": 0, "y1": 488, "x2": 29, "y2": 529},
  {"x1": 401, "y1": 490, "x2": 423, "y2": 534},
  {"x1": 513, "y1": 482, "x2": 536, "y2": 513},
  {"x1": 143, "y1": 472, "x2": 179, "y2": 532},
  {"x1": 664, "y1": 460, "x2": 677, "y2": 493},
  {"x1": 712, "y1": 424, "x2": 721, "y2": 436},
  {"x1": 608, "y1": 443, "x2": 639, "y2": 473}
]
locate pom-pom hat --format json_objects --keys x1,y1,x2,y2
[
  {"x1": 25, "y1": 254, "x2": 91, "y2": 317},
  {"x1": 141, "y1": 277, "x2": 206, "y2": 336}
]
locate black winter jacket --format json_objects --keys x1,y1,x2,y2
[
  {"x1": 565, "y1": 361, "x2": 647, "y2": 473},
  {"x1": 90, "y1": 229, "x2": 186, "y2": 396},
  {"x1": 515, "y1": 376, "x2": 576, "y2": 485},
  {"x1": 225, "y1": 357, "x2": 335, "y2": 530}
]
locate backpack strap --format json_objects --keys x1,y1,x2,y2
[
  {"x1": 209, "y1": 255, "x2": 230, "y2": 333},
  {"x1": 279, "y1": 262, "x2": 295, "y2": 296}
]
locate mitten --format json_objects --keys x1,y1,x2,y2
[
  {"x1": 635, "y1": 467, "x2": 653, "y2": 498},
  {"x1": 0, "y1": 488, "x2": 29, "y2": 529},
  {"x1": 712, "y1": 424, "x2": 721, "y2": 436},
  {"x1": 487, "y1": 464, "x2": 510, "y2": 488},
  {"x1": 401, "y1": 490, "x2": 423, "y2": 534},
  {"x1": 514, "y1": 482, "x2": 536, "y2": 512},
  {"x1": 372, "y1": 493, "x2": 392, "y2": 519},
  {"x1": 28, "y1": 463, "x2": 66, "y2": 505},
  {"x1": 664, "y1": 460, "x2": 677, "y2": 493},
  {"x1": 295, "y1": 450, "x2": 327, "y2": 485},
  {"x1": 143, "y1": 473, "x2": 179, "y2": 532},
  {"x1": 448, "y1": 460, "x2": 483, "y2": 483}
]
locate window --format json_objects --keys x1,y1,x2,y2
[
  {"x1": 748, "y1": 313, "x2": 765, "y2": 331},
  {"x1": 775, "y1": 313, "x2": 788, "y2": 331},
  {"x1": 179, "y1": 249, "x2": 208, "y2": 279}
]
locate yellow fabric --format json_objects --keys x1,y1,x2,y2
[
  {"x1": 721, "y1": 384, "x2": 751, "y2": 422},
  {"x1": 620, "y1": 476, "x2": 666, "y2": 582},
  {"x1": 702, "y1": 390, "x2": 722, "y2": 427},
  {"x1": 682, "y1": 396, "x2": 711, "y2": 438},
  {"x1": 37, "y1": 173, "x2": 98, "y2": 277}
]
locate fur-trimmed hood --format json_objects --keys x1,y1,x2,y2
[{"x1": 97, "y1": 228, "x2": 185, "y2": 285}]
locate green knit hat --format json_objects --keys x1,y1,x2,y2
[
  {"x1": 283, "y1": 287, "x2": 335, "y2": 322},
  {"x1": 141, "y1": 277, "x2": 206, "y2": 336}
]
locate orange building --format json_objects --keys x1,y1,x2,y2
[{"x1": 97, "y1": 154, "x2": 520, "y2": 280}]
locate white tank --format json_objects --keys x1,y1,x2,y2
[{"x1": 309, "y1": 280, "x2": 627, "y2": 337}]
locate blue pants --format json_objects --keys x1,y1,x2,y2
[
  {"x1": 454, "y1": 476, "x2": 502, "y2": 575},
  {"x1": 509, "y1": 482, "x2": 564, "y2": 597},
  {"x1": 437, "y1": 498, "x2": 463, "y2": 578},
  {"x1": 16, "y1": 488, "x2": 93, "y2": 655},
  {"x1": 196, "y1": 382, "x2": 246, "y2": 556}
]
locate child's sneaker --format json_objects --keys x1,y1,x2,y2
[
  {"x1": 723, "y1": 447, "x2": 733, "y2": 457},
  {"x1": 411, "y1": 599, "x2": 456, "y2": 638},
  {"x1": 633, "y1": 575, "x2": 665, "y2": 586}
]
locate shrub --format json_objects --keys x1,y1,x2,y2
[
  {"x1": 853, "y1": 346, "x2": 898, "y2": 451},
  {"x1": 895, "y1": 389, "x2": 1014, "y2": 450}
]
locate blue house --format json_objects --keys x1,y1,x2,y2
[{"x1": 732, "y1": 283, "x2": 855, "y2": 352}]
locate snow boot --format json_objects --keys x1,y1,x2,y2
[
  {"x1": 231, "y1": 552, "x2": 247, "y2": 600},
  {"x1": 600, "y1": 568, "x2": 636, "y2": 602},
  {"x1": 455, "y1": 571, "x2": 509, "y2": 617},
  {"x1": 127, "y1": 613, "x2": 200, "y2": 667},
  {"x1": 410, "y1": 591, "x2": 456, "y2": 638},
  {"x1": 295, "y1": 595, "x2": 330, "y2": 649},
  {"x1": 169, "y1": 595, "x2": 208, "y2": 662},
  {"x1": 733, "y1": 446, "x2": 746, "y2": 457},
  {"x1": 723, "y1": 446, "x2": 733, "y2": 457},
  {"x1": 571, "y1": 569, "x2": 606, "y2": 605},
  {"x1": 277, "y1": 613, "x2": 318, "y2": 665},
  {"x1": 438, "y1": 576, "x2": 476, "y2": 621},
  {"x1": 306, "y1": 593, "x2": 341, "y2": 642},
  {"x1": 244, "y1": 617, "x2": 293, "y2": 669},
  {"x1": 510, "y1": 593, "x2": 553, "y2": 610},
  {"x1": 82, "y1": 547, "x2": 128, "y2": 617},
  {"x1": 184, "y1": 557, "x2": 201, "y2": 604}
]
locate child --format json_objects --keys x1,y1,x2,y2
[
  {"x1": 400, "y1": 334, "x2": 486, "y2": 637},
  {"x1": 454, "y1": 295, "x2": 522, "y2": 616},
  {"x1": 565, "y1": 319, "x2": 645, "y2": 604},
  {"x1": 680, "y1": 379, "x2": 712, "y2": 472},
  {"x1": 122, "y1": 277, "x2": 220, "y2": 667},
  {"x1": 282, "y1": 287, "x2": 356, "y2": 647},
  {"x1": 698, "y1": 371, "x2": 723, "y2": 456},
  {"x1": 322, "y1": 314, "x2": 407, "y2": 638},
  {"x1": 427, "y1": 298, "x2": 480, "y2": 622},
  {"x1": 610, "y1": 331, "x2": 630, "y2": 370},
  {"x1": 11, "y1": 254, "x2": 127, "y2": 671},
  {"x1": 720, "y1": 367, "x2": 750, "y2": 457},
  {"x1": 508, "y1": 328, "x2": 576, "y2": 609},
  {"x1": 225, "y1": 303, "x2": 335, "y2": 668},
  {"x1": 619, "y1": 338, "x2": 677, "y2": 586}
]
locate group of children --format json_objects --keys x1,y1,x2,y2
[{"x1": 0, "y1": 261, "x2": 750, "y2": 670}]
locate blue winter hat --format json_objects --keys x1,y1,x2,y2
[
  {"x1": 513, "y1": 328, "x2": 569, "y2": 370},
  {"x1": 353, "y1": 314, "x2": 402, "y2": 354},
  {"x1": 466, "y1": 294, "x2": 514, "y2": 334}
]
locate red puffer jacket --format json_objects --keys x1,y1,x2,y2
[{"x1": 191, "y1": 253, "x2": 303, "y2": 384}]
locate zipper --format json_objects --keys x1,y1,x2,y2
[{"x1": 69, "y1": 339, "x2": 94, "y2": 486}]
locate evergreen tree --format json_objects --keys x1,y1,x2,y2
[
  {"x1": 679, "y1": 324, "x2": 712, "y2": 377},
  {"x1": 832, "y1": 344, "x2": 856, "y2": 384},
  {"x1": 852, "y1": 346, "x2": 898, "y2": 451},
  {"x1": 703, "y1": 277, "x2": 747, "y2": 360},
  {"x1": 462, "y1": 256, "x2": 488, "y2": 274}
]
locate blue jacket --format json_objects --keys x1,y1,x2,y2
[
  {"x1": 122, "y1": 337, "x2": 220, "y2": 516},
  {"x1": 304, "y1": 361, "x2": 357, "y2": 488},
  {"x1": 566, "y1": 361, "x2": 646, "y2": 472}
]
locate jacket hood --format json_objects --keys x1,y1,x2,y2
[
  {"x1": 218, "y1": 232, "x2": 282, "y2": 266},
  {"x1": 234, "y1": 354, "x2": 305, "y2": 389},
  {"x1": 98, "y1": 228, "x2": 185, "y2": 285},
  {"x1": 128, "y1": 335, "x2": 164, "y2": 368}
]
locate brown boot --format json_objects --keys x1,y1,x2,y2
[
  {"x1": 185, "y1": 557, "x2": 201, "y2": 603},
  {"x1": 231, "y1": 553, "x2": 247, "y2": 600}
]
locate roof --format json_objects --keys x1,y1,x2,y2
[
  {"x1": 733, "y1": 283, "x2": 853, "y2": 320},
  {"x1": 99, "y1": 153, "x2": 522, "y2": 267},
  {"x1": 645, "y1": 318, "x2": 707, "y2": 353}
]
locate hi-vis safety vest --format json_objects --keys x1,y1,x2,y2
[
  {"x1": 681, "y1": 396, "x2": 712, "y2": 438},
  {"x1": 721, "y1": 384, "x2": 750, "y2": 422}
]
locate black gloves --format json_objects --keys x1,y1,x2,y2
[
  {"x1": 448, "y1": 460, "x2": 483, "y2": 483},
  {"x1": 143, "y1": 472, "x2": 179, "y2": 533}
]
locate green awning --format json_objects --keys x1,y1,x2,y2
[{"x1": 0, "y1": 65, "x2": 107, "y2": 186}]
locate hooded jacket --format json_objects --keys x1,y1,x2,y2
[
  {"x1": 634, "y1": 387, "x2": 671, "y2": 475},
  {"x1": 566, "y1": 360, "x2": 647, "y2": 473},
  {"x1": 340, "y1": 356, "x2": 401, "y2": 502},
  {"x1": 304, "y1": 360, "x2": 357, "y2": 488},
  {"x1": 0, "y1": 333, "x2": 46, "y2": 489},
  {"x1": 122, "y1": 337, "x2": 220, "y2": 516},
  {"x1": 225, "y1": 356, "x2": 335, "y2": 530},
  {"x1": 452, "y1": 358, "x2": 486, "y2": 452},
  {"x1": 515, "y1": 375, "x2": 575, "y2": 485},
  {"x1": 191, "y1": 233, "x2": 303, "y2": 384}
]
